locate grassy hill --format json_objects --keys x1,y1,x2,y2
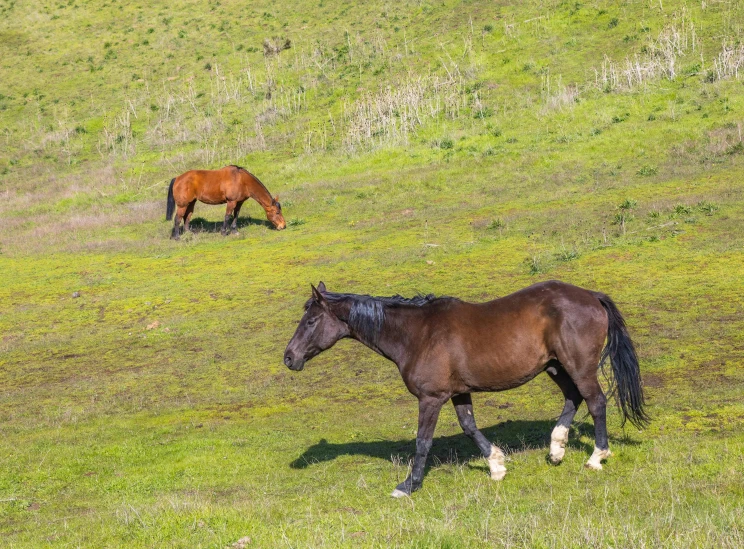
[{"x1": 1, "y1": 0, "x2": 744, "y2": 547}]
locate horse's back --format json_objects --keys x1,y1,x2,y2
[
  {"x1": 411, "y1": 281, "x2": 608, "y2": 392},
  {"x1": 513, "y1": 280, "x2": 608, "y2": 333},
  {"x1": 173, "y1": 167, "x2": 240, "y2": 205},
  {"x1": 489, "y1": 280, "x2": 597, "y2": 306}
]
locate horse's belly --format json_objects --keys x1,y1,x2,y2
[
  {"x1": 469, "y1": 366, "x2": 544, "y2": 392},
  {"x1": 450, "y1": 316, "x2": 551, "y2": 392},
  {"x1": 197, "y1": 191, "x2": 226, "y2": 205},
  {"x1": 456, "y1": 351, "x2": 549, "y2": 393}
]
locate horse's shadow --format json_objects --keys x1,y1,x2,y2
[
  {"x1": 188, "y1": 216, "x2": 272, "y2": 233},
  {"x1": 290, "y1": 419, "x2": 640, "y2": 471}
]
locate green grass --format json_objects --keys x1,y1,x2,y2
[{"x1": 1, "y1": 0, "x2": 744, "y2": 547}]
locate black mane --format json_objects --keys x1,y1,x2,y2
[{"x1": 316, "y1": 292, "x2": 450, "y2": 347}]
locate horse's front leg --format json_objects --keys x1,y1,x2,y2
[
  {"x1": 392, "y1": 395, "x2": 447, "y2": 498},
  {"x1": 230, "y1": 200, "x2": 245, "y2": 234},
  {"x1": 452, "y1": 394, "x2": 506, "y2": 480},
  {"x1": 222, "y1": 201, "x2": 237, "y2": 235}
]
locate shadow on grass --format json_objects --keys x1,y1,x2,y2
[
  {"x1": 290, "y1": 419, "x2": 641, "y2": 470},
  {"x1": 188, "y1": 216, "x2": 272, "y2": 233}
]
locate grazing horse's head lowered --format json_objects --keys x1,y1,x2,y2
[
  {"x1": 267, "y1": 196, "x2": 286, "y2": 230},
  {"x1": 166, "y1": 165, "x2": 287, "y2": 239},
  {"x1": 284, "y1": 282, "x2": 348, "y2": 371}
]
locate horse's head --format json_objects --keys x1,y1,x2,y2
[
  {"x1": 267, "y1": 196, "x2": 286, "y2": 230},
  {"x1": 284, "y1": 282, "x2": 349, "y2": 371}
]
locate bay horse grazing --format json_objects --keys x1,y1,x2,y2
[
  {"x1": 284, "y1": 280, "x2": 648, "y2": 497},
  {"x1": 166, "y1": 165, "x2": 286, "y2": 239}
]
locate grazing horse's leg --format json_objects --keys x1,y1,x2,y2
[
  {"x1": 573, "y1": 376, "x2": 610, "y2": 470},
  {"x1": 545, "y1": 364, "x2": 584, "y2": 464},
  {"x1": 230, "y1": 200, "x2": 245, "y2": 233},
  {"x1": 451, "y1": 394, "x2": 506, "y2": 480},
  {"x1": 392, "y1": 395, "x2": 447, "y2": 498},
  {"x1": 172, "y1": 205, "x2": 187, "y2": 240},
  {"x1": 222, "y1": 201, "x2": 237, "y2": 236},
  {"x1": 183, "y1": 200, "x2": 196, "y2": 233}
]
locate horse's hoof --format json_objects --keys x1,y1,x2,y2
[
  {"x1": 548, "y1": 448, "x2": 565, "y2": 465},
  {"x1": 391, "y1": 489, "x2": 409, "y2": 499},
  {"x1": 487, "y1": 444, "x2": 507, "y2": 480},
  {"x1": 490, "y1": 468, "x2": 507, "y2": 481},
  {"x1": 585, "y1": 447, "x2": 611, "y2": 470},
  {"x1": 549, "y1": 426, "x2": 568, "y2": 465}
]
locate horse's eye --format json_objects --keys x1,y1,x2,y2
[{"x1": 307, "y1": 318, "x2": 317, "y2": 327}]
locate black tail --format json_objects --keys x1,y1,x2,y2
[
  {"x1": 166, "y1": 178, "x2": 175, "y2": 221},
  {"x1": 595, "y1": 292, "x2": 650, "y2": 429}
]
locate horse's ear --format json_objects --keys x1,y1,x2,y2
[
  {"x1": 311, "y1": 284, "x2": 326, "y2": 305},
  {"x1": 317, "y1": 281, "x2": 326, "y2": 293},
  {"x1": 274, "y1": 195, "x2": 279, "y2": 202}
]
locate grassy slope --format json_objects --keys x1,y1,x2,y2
[{"x1": 1, "y1": 0, "x2": 744, "y2": 547}]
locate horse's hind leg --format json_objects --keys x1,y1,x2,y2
[
  {"x1": 545, "y1": 363, "x2": 584, "y2": 464},
  {"x1": 557, "y1": 319, "x2": 610, "y2": 470},
  {"x1": 572, "y1": 374, "x2": 610, "y2": 470},
  {"x1": 183, "y1": 200, "x2": 196, "y2": 233},
  {"x1": 171, "y1": 205, "x2": 187, "y2": 240},
  {"x1": 451, "y1": 394, "x2": 506, "y2": 481},
  {"x1": 222, "y1": 201, "x2": 237, "y2": 236}
]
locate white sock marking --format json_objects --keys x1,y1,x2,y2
[
  {"x1": 585, "y1": 446, "x2": 611, "y2": 470},
  {"x1": 549, "y1": 425, "x2": 569, "y2": 464},
  {"x1": 487, "y1": 445, "x2": 507, "y2": 481}
]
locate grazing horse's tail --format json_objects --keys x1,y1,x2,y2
[
  {"x1": 166, "y1": 178, "x2": 176, "y2": 221},
  {"x1": 594, "y1": 292, "x2": 650, "y2": 429}
]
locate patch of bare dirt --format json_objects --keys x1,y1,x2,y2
[{"x1": 643, "y1": 374, "x2": 665, "y2": 388}]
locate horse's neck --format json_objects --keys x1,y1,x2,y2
[
  {"x1": 242, "y1": 171, "x2": 273, "y2": 208},
  {"x1": 377, "y1": 307, "x2": 419, "y2": 366},
  {"x1": 331, "y1": 297, "x2": 417, "y2": 367}
]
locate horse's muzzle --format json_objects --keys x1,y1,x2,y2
[{"x1": 283, "y1": 352, "x2": 304, "y2": 371}]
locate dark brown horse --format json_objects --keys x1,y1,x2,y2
[
  {"x1": 284, "y1": 280, "x2": 648, "y2": 497},
  {"x1": 166, "y1": 165, "x2": 286, "y2": 239}
]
